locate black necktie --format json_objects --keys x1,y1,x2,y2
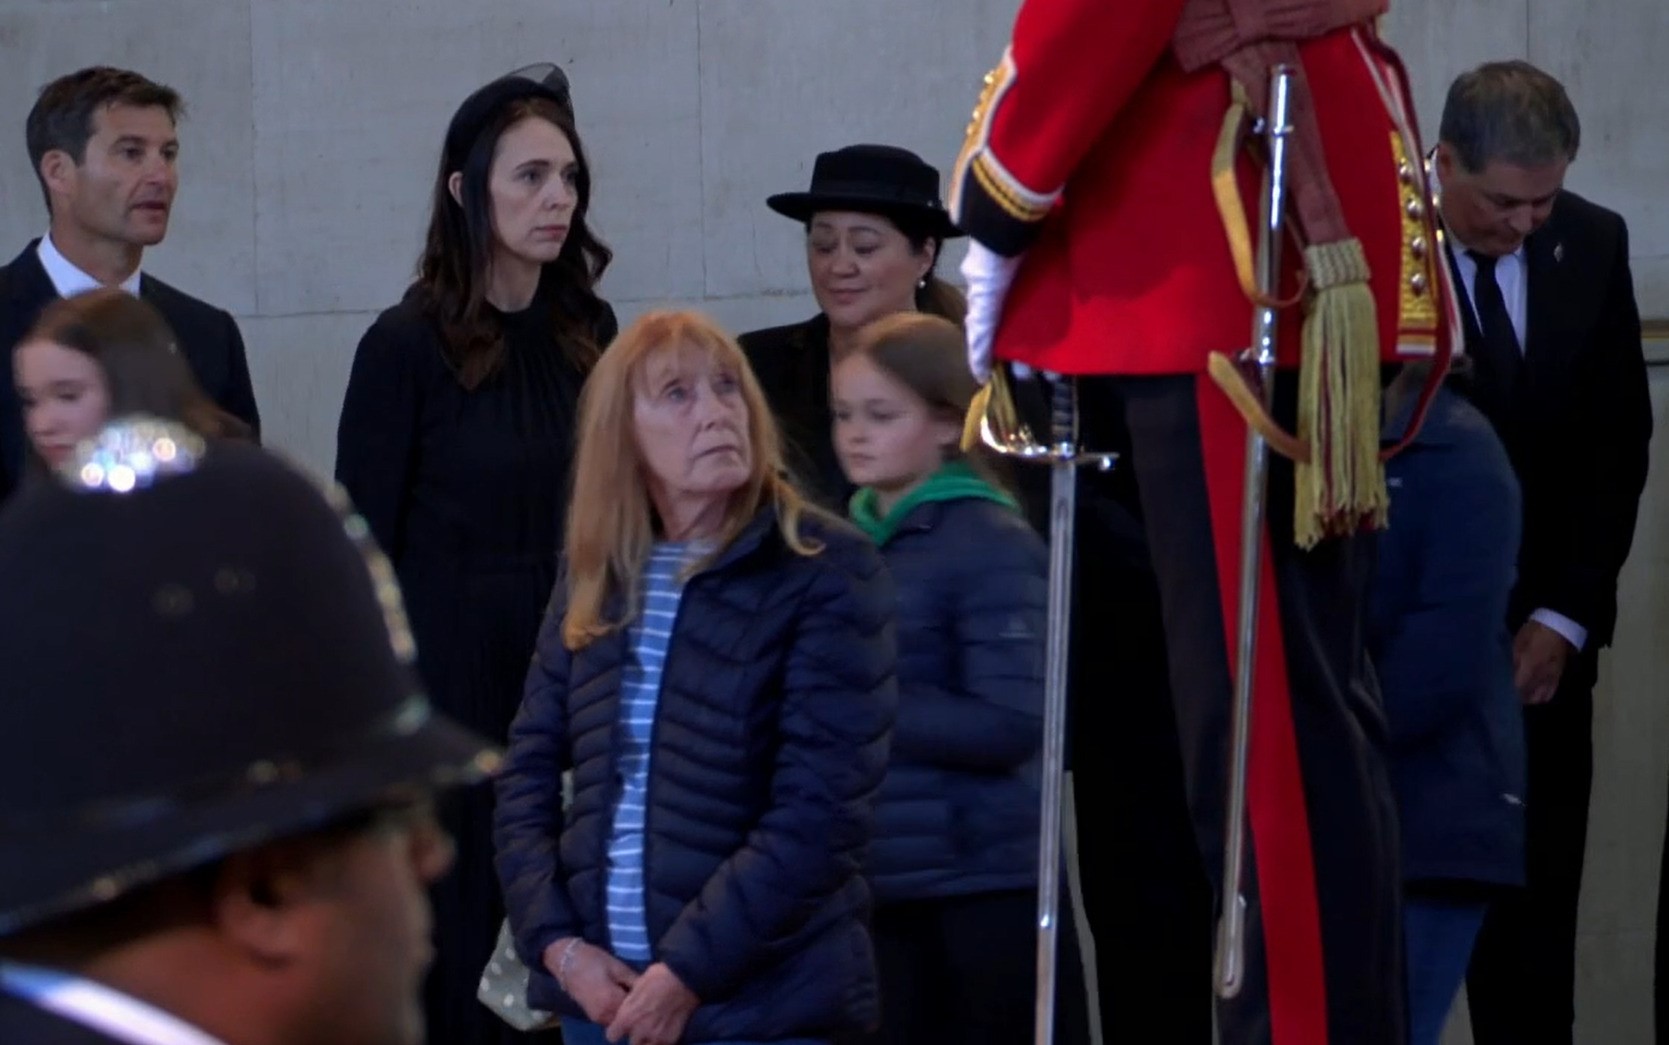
[{"x1": 1466, "y1": 250, "x2": 1524, "y2": 391}]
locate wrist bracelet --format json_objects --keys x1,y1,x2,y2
[{"x1": 555, "y1": 937, "x2": 584, "y2": 992}]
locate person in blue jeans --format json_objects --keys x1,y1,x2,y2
[
  {"x1": 1368, "y1": 362, "x2": 1527, "y2": 1044},
  {"x1": 830, "y1": 312, "x2": 1088, "y2": 1044},
  {"x1": 494, "y1": 310, "x2": 897, "y2": 1045}
]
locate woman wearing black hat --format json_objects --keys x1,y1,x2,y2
[
  {"x1": 334, "y1": 64, "x2": 613, "y2": 1045},
  {"x1": 738, "y1": 144, "x2": 966, "y2": 511}
]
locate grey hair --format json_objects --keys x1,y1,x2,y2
[{"x1": 1439, "y1": 61, "x2": 1580, "y2": 173}]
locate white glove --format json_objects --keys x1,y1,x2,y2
[{"x1": 961, "y1": 240, "x2": 1024, "y2": 384}]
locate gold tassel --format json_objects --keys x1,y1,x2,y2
[{"x1": 1294, "y1": 239, "x2": 1388, "y2": 549}]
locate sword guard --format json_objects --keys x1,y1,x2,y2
[{"x1": 976, "y1": 369, "x2": 1119, "y2": 469}]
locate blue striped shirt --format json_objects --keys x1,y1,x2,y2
[{"x1": 605, "y1": 542, "x2": 698, "y2": 962}]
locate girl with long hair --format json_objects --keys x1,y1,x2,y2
[{"x1": 14, "y1": 287, "x2": 248, "y2": 477}]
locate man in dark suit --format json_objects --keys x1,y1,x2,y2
[
  {"x1": 0, "y1": 66, "x2": 259, "y2": 504},
  {"x1": 0, "y1": 418, "x2": 497, "y2": 1044},
  {"x1": 1434, "y1": 60, "x2": 1652, "y2": 1045}
]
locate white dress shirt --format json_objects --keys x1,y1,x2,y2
[
  {"x1": 36, "y1": 232, "x2": 143, "y2": 298},
  {"x1": 1447, "y1": 240, "x2": 1528, "y2": 351},
  {"x1": 0, "y1": 962, "x2": 226, "y2": 1045},
  {"x1": 1445, "y1": 224, "x2": 1589, "y2": 653}
]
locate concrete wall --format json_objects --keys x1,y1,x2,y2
[
  {"x1": 0, "y1": 2, "x2": 1665, "y2": 1041},
  {"x1": 1385, "y1": 0, "x2": 1669, "y2": 324},
  {"x1": 0, "y1": 0, "x2": 1028, "y2": 475}
]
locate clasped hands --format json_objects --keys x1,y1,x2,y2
[{"x1": 544, "y1": 937, "x2": 699, "y2": 1045}]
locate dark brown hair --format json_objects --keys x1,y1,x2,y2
[
  {"x1": 889, "y1": 211, "x2": 968, "y2": 326},
  {"x1": 1440, "y1": 60, "x2": 1581, "y2": 173},
  {"x1": 24, "y1": 289, "x2": 250, "y2": 447},
  {"x1": 25, "y1": 67, "x2": 183, "y2": 210},
  {"x1": 414, "y1": 95, "x2": 612, "y2": 390}
]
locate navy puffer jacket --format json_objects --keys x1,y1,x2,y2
[
  {"x1": 494, "y1": 505, "x2": 897, "y2": 1041},
  {"x1": 1369, "y1": 384, "x2": 1525, "y2": 888},
  {"x1": 866, "y1": 496, "x2": 1046, "y2": 901}
]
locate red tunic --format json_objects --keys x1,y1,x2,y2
[{"x1": 949, "y1": 2, "x2": 1452, "y2": 377}]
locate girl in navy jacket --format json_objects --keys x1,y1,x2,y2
[
  {"x1": 1369, "y1": 364, "x2": 1526, "y2": 1045},
  {"x1": 831, "y1": 312, "x2": 1086, "y2": 1044}
]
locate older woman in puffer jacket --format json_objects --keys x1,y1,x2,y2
[{"x1": 494, "y1": 310, "x2": 897, "y2": 1045}]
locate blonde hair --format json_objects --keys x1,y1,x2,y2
[{"x1": 562, "y1": 309, "x2": 821, "y2": 649}]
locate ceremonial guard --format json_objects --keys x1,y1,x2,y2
[{"x1": 951, "y1": 1, "x2": 1457, "y2": 1042}]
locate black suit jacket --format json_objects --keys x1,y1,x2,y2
[
  {"x1": 0, "y1": 241, "x2": 262, "y2": 504},
  {"x1": 0, "y1": 990, "x2": 130, "y2": 1044},
  {"x1": 736, "y1": 312, "x2": 1154, "y2": 551},
  {"x1": 738, "y1": 315, "x2": 853, "y2": 512},
  {"x1": 1447, "y1": 190, "x2": 1652, "y2": 649}
]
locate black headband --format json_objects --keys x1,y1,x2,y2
[{"x1": 442, "y1": 63, "x2": 573, "y2": 172}]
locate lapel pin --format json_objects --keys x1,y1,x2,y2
[{"x1": 1554, "y1": 242, "x2": 1565, "y2": 263}]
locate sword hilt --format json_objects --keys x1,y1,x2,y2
[
  {"x1": 1050, "y1": 375, "x2": 1114, "y2": 470},
  {"x1": 1049, "y1": 376, "x2": 1075, "y2": 450},
  {"x1": 982, "y1": 373, "x2": 1115, "y2": 470}
]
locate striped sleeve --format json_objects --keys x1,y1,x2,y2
[{"x1": 604, "y1": 543, "x2": 693, "y2": 962}]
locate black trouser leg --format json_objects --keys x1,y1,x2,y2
[{"x1": 1468, "y1": 656, "x2": 1595, "y2": 1045}]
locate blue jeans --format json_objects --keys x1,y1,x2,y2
[
  {"x1": 558, "y1": 1017, "x2": 826, "y2": 1045},
  {"x1": 1404, "y1": 896, "x2": 1489, "y2": 1045}
]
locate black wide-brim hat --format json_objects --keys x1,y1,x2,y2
[
  {"x1": 767, "y1": 143, "x2": 965, "y2": 240},
  {"x1": 0, "y1": 419, "x2": 499, "y2": 936}
]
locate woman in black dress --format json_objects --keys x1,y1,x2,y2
[
  {"x1": 738, "y1": 144, "x2": 965, "y2": 511},
  {"x1": 334, "y1": 64, "x2": 614, "y2": 1045}
]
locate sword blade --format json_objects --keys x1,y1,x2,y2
[
  {"x1": 1034, "y1": 445, "x2": 1075, "y2": 1045},
  {"x1": 1213, "y1": 420, "x2": 1273, "y2": 998},
  {"x1": 1213, "y1": 62, "x2": 1295, "y2": 1000}
]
